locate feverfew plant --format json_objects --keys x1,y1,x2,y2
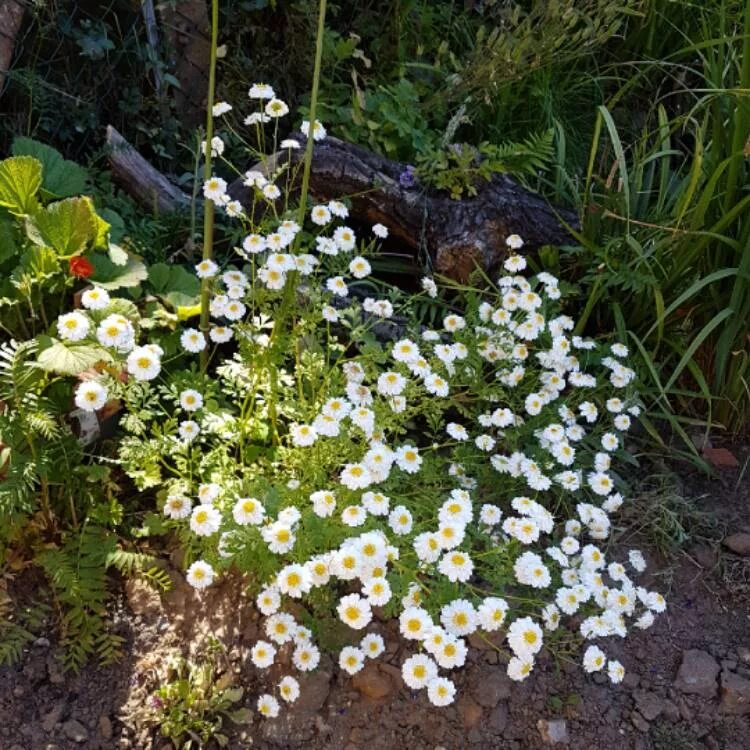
[{"x1": 58, "y1": 89, "x2": 664, "y2": 714}]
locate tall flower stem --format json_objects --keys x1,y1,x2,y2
[
  {"x1": 199, "y1": 0, "x2": 220, "y2": 373},
  {"x1": 266, "y1": 0, "x2": 327, "y2": 443}
]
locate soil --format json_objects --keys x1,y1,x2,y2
[{"x1": 1, "y1": 448, "x2": 749, "y2": 750}]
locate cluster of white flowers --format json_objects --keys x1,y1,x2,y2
[{"x1": 68, "y1": 90, "x2": 664, "y2": 720}]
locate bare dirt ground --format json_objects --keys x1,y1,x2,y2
[{"x1": 1, "y1": 447, "x2": 749, "y2": 750}]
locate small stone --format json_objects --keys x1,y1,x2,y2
[
  {"x1": 661, "y1": 699, "x2": 680, "y2": 722},
  {"x1": 738, "y1": 646, "x2": 750, "y2": 666},
  {"x1": 457, "y1": 695, "x2": 483, "y2": 729},
  {"x1": 98, "y1": 715, "x2": 113, "y2": 740},
  {"x1": 631, "y1": 711, "x2": 650, "y2": 732},
  {"x1": 703, "y1": 447, "x2": 739, "y2": 468},
  {"x1": 720, "y1": 670, "x2": 750, "y2": 714},
  {"x1": 295, "y1": 669, "x2": 332, "y2": 712},
  {"x1": 33, "y1": 637, "x2": 50, "y2": 648},
  {"x1": 62, "y1": 720, "x2": 89, "y2": 744},
  {"x1": 42, "y1": 703, "x2": 66, "y2": 733},
  {"x1": 724, "y1": 533, "x2": 750, "y2": 556},
  {"x1": 537, "y1": 718, "x2": 569, "y2": 744},
  {"x1": 622, "y1": 671, "x2": 640, "y2": 690},
  {"x1": 46, "y1": 655, "x2": 65, "y2": 685},
  {"x1": 351, "y1": 663, "x2": 393, "y2": 700},
  {"x1": 722, "y1": 659, "x2": 738, "y2": 672},
  {"x1": 470, "y1": 670, "x2": 511, "y2": 708},
  {"x1": 125, "y1": 578, "x2": 161, "y2": 618},
  {"x1": 674, "y1": 649, "x2": 720, "y2": 698},
  {"x1": 488, "y1": 703, "x2": 509, "y2": 734},
  {"x1": 632, "y1": 689, "x2": 664, "y2": 721}
]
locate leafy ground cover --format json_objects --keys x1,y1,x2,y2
[{"x1": 1, "y1": 454, "x2": 748, "y2": 749}]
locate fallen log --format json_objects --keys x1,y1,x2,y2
[
  {"x1": 105, "y1": 126, "x2": 577, "y2": 281},
  {"x1": 106, "y1": 126, "x2": 191, "y2": 214},
  {"x1": 230, "y1": 133, "x2": 578, "y2": 281}
]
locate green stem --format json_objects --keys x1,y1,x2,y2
[
  {"x1": 723, "y1": 0, "x2": 750, "y2": 212},
  {"x1": 265, "y1": 0, "x2": 328, "y2": 443},
  {"x1": 199, "y1": 0, "x2": 220, "y2": 373}
]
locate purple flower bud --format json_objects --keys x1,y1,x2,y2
[{"x1": 399, "y1": 165, "x2": 417, "y2": 189}]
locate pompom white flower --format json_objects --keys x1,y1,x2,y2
[
  {"x1": 189, "y1": 504, "x2": 221, "y2": 536},
  {"x1": 339, "y1": 646, "x2": 365, "y2": 674},
  {"x1": 293, "y1": 643, "x2": 320, "y2": 671},
  {"x1": 582, "y1": 645, "x2": 607, "y2": 672},
  {"x1": 80, "y1": 287, "x2": 110, "y2": 310},
  {"x1": 438, "y1": 551, "x2": 474, "y2": 583},
  {"x1": 212, "y1": 101, "x2": 232, "y2": 116},
  {"x1": 337, "y1": 593, "x2": 373, "y2": 629},
  {"x1": 248, "y1": 83, "x2": 275, "y2": 99},
  {"x1": 257, "y1": 694, "x2": 280, "y2": 718},
  {"x1": 178, "y1": 420, "x2": 200, "y2": 442},
  {"x1": 421, "y1": 277, "x2": 438, "y2": 298},
  {"x1": 201, "y1": 136, "x2": 224, "y2": 157},
  {"x1": 279, "y1": 675, "x2": 300, "y2": 703},
  {"x1": 311, "y1": 204, "x2": 332, "y2": 225},
  {"x1": 440, "y1": 600, "x2": 476, "y2": 637},
  {"x1": 301, "y1": 119, "x2": 326, "y2": 141},
  {"x1": 290, "y1": 423, "x2": 317, "y2": 447},
  {"x1": 349, "y1": 256, "x2": 371, "y2": 279},
  {"x1": 163, "y1": 494, "x2": 192, "y2": 520},
  {"x1": 507, "y1": 616, "x2": 543, "y2": 658},
  {"x1": 388, "y1": 505, "x2": 413, "y2": 535},
  {"x1": 402, "y1": 653, "x2": 438, "y2": 689},
  {"x1": 608, "y1": 659, "x2": 625, "y2": 683},
  {"x1": 186, "y1": 560, "x2": 215, "y2": 589},
  {"x1": 74, "y1": 381, "x2": 107, "y2": 412},
  {"x1": 372, "y1": 223, "x2": 388, "y2": 238},
  {"x1": 126, "y1": 347, "x2": 161, "y2": 381},
  {"x1": 203, "y1": 176, "x2": 227, "y2": 201},
  {"x1": 361, "y1": 632, "x2": 385, "y2": 659},
  {"x1": 333, "y1": 226, "x2": 356, "y2": 252},
  {"x1": 399, "y1": 606, "x2": 432, "y2": 640},
  {"x1": 427, "y1": 676, "x2": 456, "y2": 706},
  {"x1": 278, "y1": 563, "x2": 313, "y2": 598},
  {"x1": 477, "y1": 597, "x2": 508, "y2": 631},
  {"x1": 180, "y1": 328, "x2": 206, "y2": 353},
  {"x1": 256, "y1": 588, "x2": 280, "y2": 616},
  {"x1": 265, "y1": 98, "x2": 289, "y2": 117},
  {"x1": 507, "y1": 656, "x2": 533, "y2": 681},
  {"x1": 179, "y1": 389, "x2": 203, "y2": 412},
  {"x1": 57, "y1": 312, "x2": 90, "y2": 342},
  {"x1": 251, "y1": 640, "x2": 277, "y2": 668}
]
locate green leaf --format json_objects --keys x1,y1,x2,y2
[
  {"x1": 147, "y1": 263, "x2": 200, "y2": 308},
  {"x1": 0, "y1": 156, "x2": 42, "y2": 215},
  {"x1": 26, "y1": 197, "x2": 97, "y2": 256},
  {"x1": 11, "y1": 137, "x2": 89, "y2": 199},
  {"x1": 108, "y1": 243, "x2": 129, "y2": 266},
  {"x1": 147, "y1": 262, "x2": 171, "y2": 292},
  {"x1": 222, "y1": 686, "x2": 244, "y2": 703},
  {"x1": 226, "y1": 707, "x2": 253, "y2": 724},
  {"x1": 89, "y1": 253, "x2": 148, "y2": 290},
  {"x1": 35, "y1": 340, "x2": 113, "y2": 376},
  {"x1": 98, "y1": 209, "x2": 125, "y2": 243},
  {"x1": 0, "y1": 215, "x2": 18, "y2": 265}
]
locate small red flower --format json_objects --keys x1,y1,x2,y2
[{"x1": 69, "y1": 256, "x2": 94, "y2": 278}]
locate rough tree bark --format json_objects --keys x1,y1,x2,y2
[
  {"x1": 104, "y1": 126, "x2": 577, "y2": 281},
  {"x1": 0, "y1": 0, "x2": 25, "y2": 97},
  {"x1": 229, "y1": 133, "x2": 578, "y2": 281},
  {"x1": 106, "y1": 126, "x2": 191, "y2": 214},
  {"x1": 157, "y1": 0, "x2": 211, "y2": 127}
]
